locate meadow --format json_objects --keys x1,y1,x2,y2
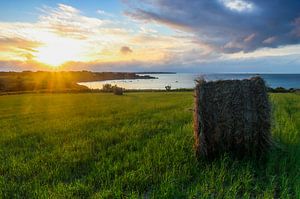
[{"x1": 0, "y1": 92, "x2": 299, "y2": 198}]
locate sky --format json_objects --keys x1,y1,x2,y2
[{"x1": 0, "y1": 0, "x2": 300, "y2": 73}]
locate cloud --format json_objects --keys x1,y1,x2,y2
[
  {"x1": 97, "y1": 9, "x2": 115, "y2": 18},
  {"x1": 220, "y1": 0, "x2": 255, "y2": 12},
  {"x1": 125, "y1": 0, "x2": 300, "y2": 53},
  {"x1": 0, "y1": 37, "x2": 42, "y2": 62},
  {"x1": 292, "y1": 17, "x2": 300, "y2": 37},
  {"x1": 0, "y1": 37, "x2": 41, "y2": 52},
  {"x1": 38, "y1": 4, "x2": 109, "y2": 40},
  {"x1": 244, "y1": 33, "x2": 256, "y2": 43},
  {"x1": 120, "y1": 46, "x2": 133, "y2": 54},
  {"x1": 1, "y1": 3, "x2": 300, "y2": 72},
  {"x1": 263, "y1": 36, "x2": 277, "y2": 44},
  {"x1": 1, "y1": 4, "x2": 207, "y2": 69}
]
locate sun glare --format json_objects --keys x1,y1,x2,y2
[{"x1": 35, "y1": 36, "x2": 87, "y2": 67}]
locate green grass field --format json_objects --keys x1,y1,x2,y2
[{"x1": 0, "y1": 92, "x2": 299, "y2": 198}]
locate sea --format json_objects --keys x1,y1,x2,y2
[{"x1": 78, "y1": 73, "x2": 300, "y2": 90}]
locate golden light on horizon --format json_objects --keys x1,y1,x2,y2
[
  {"x1": 0, "y1": 2, "x2": 199, "y2": 70},
  {"x1": 34, "y1": 35, "x2": 89, "y2": 67}
]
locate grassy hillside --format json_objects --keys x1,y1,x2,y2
[
  {"x1": 0, "y1": 71, "x2": 154, "y2": 92},
  {"x1": 0, "y1": 92, "x2": 299, "y2": 198}
]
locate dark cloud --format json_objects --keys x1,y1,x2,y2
[
  {"x1": 125, "y1": 0, "x2": 300, "y2": 53},
  {"x1": 120, "y1": 46, "x2": 133, "y2": 54}
]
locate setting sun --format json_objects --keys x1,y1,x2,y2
[
  {"x1": 0, "y1": 0, "x2": 300, "y2": 197},
  {"x1": 35, "y1": 37, "x2": 87, "y2": 67}
]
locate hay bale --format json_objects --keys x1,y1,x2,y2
[{"x1": 194, "y1": 76, "x2": 271, "y2": 159}]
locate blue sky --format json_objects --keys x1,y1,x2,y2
[
  {"x1": 0, "y1": 0, "x2": 123, "y2": 21},
  {"x1": 0, "y1": 0, "x2": 300, "y2": 73}
]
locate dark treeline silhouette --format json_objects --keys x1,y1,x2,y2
[
  {"x1": 102, "y1": 84, "x2": 124, "y2": 95},
  {"x1": 267, "y1": 87, "x2": 299, "y2": 93},
  {"x1": 0, "y1": 71, "x2": 154, "y2": 93}
]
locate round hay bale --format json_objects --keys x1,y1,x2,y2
[{"x1": 194, "y1": 76, "x2": 272, "y2": 159}]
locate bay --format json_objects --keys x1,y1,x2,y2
[{"x1": 78, "y1": 73, "x2": 300, "y2": 90}]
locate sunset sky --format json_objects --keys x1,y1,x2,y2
[{"x1": 0, "y1": 0, "x2": 300, "y2": 72}]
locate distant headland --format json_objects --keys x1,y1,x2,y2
[{"x1": 0, "y1": 71, "x2": 155, "y2": 93}]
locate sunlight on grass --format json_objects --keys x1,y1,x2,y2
[{"x1": 0, "y1": 92, "x2": 299, "y2": 198}]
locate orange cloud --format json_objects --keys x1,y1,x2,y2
[
  {"x1": 120, "y1": 46, "x2": 133, "y2": 55},
  {"x1": 0, "y1": 4, "x2": 214, "y2": 70}
]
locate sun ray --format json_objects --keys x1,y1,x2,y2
[{"x1": 34, "y1": 35, "x2": 88, "y2": 67}]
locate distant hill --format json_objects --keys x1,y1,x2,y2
[
  {"x1": 135, "y1": 72, "x2": 176, "y2": 74},
  {"x1": 0, "y1": 71, "x2": 155, "y2": 93}
]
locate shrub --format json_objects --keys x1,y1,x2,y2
[
  {"x1": 112, "y1": 85, "x2": 124, "y2": 95},
  {"x1": 267, "y1": 86, "x2": 298, "y2": 93},
  {"x1": 165, "y1": 85, "x2": 171, "y2": 91},
  {"x1": 102, "y1": 84, "x2": 113, "y2": 92}
]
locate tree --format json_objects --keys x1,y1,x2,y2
[
  {"x1": 102, "y1": 84, "x2": 113, "y2": 92},
  {"x1": 0, "y1": 79, "x2": 5, "y2": 91},
  {"x1": 165, "y1": 85, "x2": 171, "y2": 91},
  {"x1": 112, "y1": 85, "x2": 124, "y2": 95},
  {"x1": 16, "y1": 76, "x2": 24, "y2": 91}
]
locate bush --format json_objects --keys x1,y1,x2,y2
[
  {"x1": 267, "y1": 87, "x2": 295, "y2": 93},
  {"x1": 102, "y1": 84, "x2": 113, "y2": 92},
  {"x1": 112, "y1": 85, "x2": 124, "y2": 95},
  {"x1": 102, "y1": 84, "x2": 124, "y2": 95},
  {"x1": 0, "y1": 79, "x2": 5, "y2": 91},
  {"x1": 165, "y1": 85, "x2": 171, "y2": 91}
]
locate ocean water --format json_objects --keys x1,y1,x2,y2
[{"x1": 78, "y1": 73, "x2": 300, "y2": 90}]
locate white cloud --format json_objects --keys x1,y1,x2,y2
[
  {"x1": 0, "y1": 4, "x2": 210, "y2": 68},
  {"x1": 97, "y1": 9, "x2": 114, "y2": 17},
  {"x1": 263, "y1": 36, "x2": 277, "y2": 44},
  {"x1": 1, "y1": 3, "x2": 299, "y2": 72},
  {"x1": 224, "y1": 44, "x2": 300, "y2": 59},
  {"x1": 220, "y1": 0, "x2": 255, "y2": 12},
  {"x1": 244, "y1": 33, "x2": 256, "y2": 43}
]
